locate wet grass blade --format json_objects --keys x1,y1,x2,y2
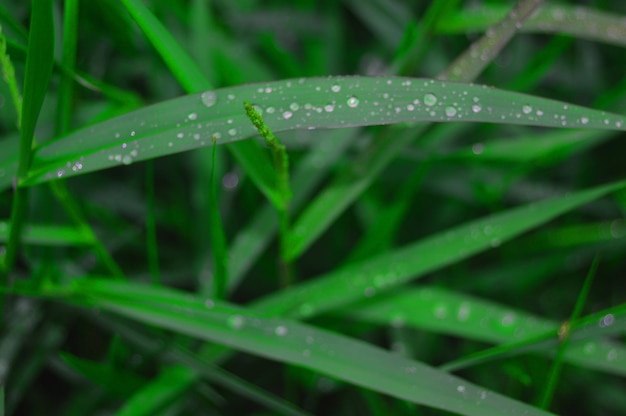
[
  {"x1": 41, "y1": 278, "x2": 554, "y2": 416},
  {"x1": 15, "y1": 77, "x2": 626, "y2": 187}
]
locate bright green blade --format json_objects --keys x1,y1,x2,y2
[
  {"x1": 343, "y1": 285, "x2": 626, "y2": 377},
  {"x1": 44, "y1": 279, "x2": 553, "y2": 416},
  {"x1": 13, "y1": 76, "x2": 625, "y2": 188},
  {"x1": 0, "y1": 222, "x2": 93, "y2": 246},
  {"x1": 116, "y1": 365, "x2": 196, "y2": 416},
  {"x1": 253, "y1": 180, "x2": 626, "y2": 318}
]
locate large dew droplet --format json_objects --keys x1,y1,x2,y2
[
  {"x1": 347, "y1": 96, "x2": 359, "y2": 108},
  {"x1": 424, "y1": 93, "x2": 438, "y2": 106},
  {"x1": 201, "y1": 91, "x2": 217, "y2": 107}
]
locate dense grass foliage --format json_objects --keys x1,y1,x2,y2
[{"x1": 1, "y1": 1, "x2": 626, "y2": 415}]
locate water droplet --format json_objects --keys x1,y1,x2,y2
[
  {"x1": 57, "y1": 169, "x2": 65, "y2": 177},
  {"x1": 324, "y1": 104, "x2": 335, "y2": 112},
  {"x1": 282, "y1": 111, "x2": 293, "y2": 120},
  {"x1": 331, "y1": 84, "x2": 341, "y2": 93},
  {"x1": 275, "y1": 326, "x2": 288, "y2": 336},
  {"x1": 424, "y1": 93, "x2": 437, "y2": 106},
  {"x1": 580, "y1": 117, "x2": 589, "y2": 125},
  {"x1": 266, "y1": 107, "x2": 276, "y2": 114},
  {"x1": 472, "y1": 104, "x2": 482, "y2": 113},
  {"x1": 457, "y1": 303, "x2": 471, "y2": 321},
  {"x1": 522, "y1": 105, "x2": 532, "y2": 114},
  {"x1": 607, "y1": 349, "x2": 617, "y2": 361},
  {"x1": 228, "y1": 315, "x2": 244, "y2": 330},
  {"x1": 501, "y1": 312, "x2": 516, "y2": 326},
  {"x1": 188, "y1": 112, "x2": 198, "y2": 121},
  {"x1": 434, "y1": 304, "x2": 448, "y2": 319},
  {"x1": 222, "y1": 172, "x2": 239, "y2": 189},
  {"x1": 472, "y1": 143, "x2": 484, "y2": 155},
  {"x1": 289, "y1": 102, "x2": 299, "y2": 111},
  {"x1": 445, "y1": 106, "x2": 458, "y2": 117},
  {"x1": 347, "y1": 96, "x2": 359, "y2": 108},
  {"x1": 599, "y1": 314, "x2": 614, "y2": 327},
  {"x1": 122, "y1": 155, "x2": 133, "y2": 165},
  {"x1": 201, "y1": 91, "x2": 217, "y2": 107},
  {"x1": 228, "y1": 128, "x2": 237, "y2": 136}
]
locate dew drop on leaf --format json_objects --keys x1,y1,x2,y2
[
  {"x1": 331, "y1": 84, "x2": 341, "y2": 92},
  {"x1": 424, "y1": 93, "x2": 437, "y2": 106},
  {"x1": 445, "y1": 106, "x2": 458, "y2": 117},
  {"x1": 522, "y1": 105, "x2": 532, "y2": 114},
  {"x1": 347, "y1": 96, "x2": 359, "y2": 108},
  {"x1": 201, "y1": 91, "x2": 217, "y2": 107},
  {"x1": 228, "y1": 315, "x2": 244, "y2": 330},
  {"x1": 283, "y1": 111, "x2": 293, "y2": 120},
  {"x1": 275, "y1": 326, "x2": 288, "y2": 336}
]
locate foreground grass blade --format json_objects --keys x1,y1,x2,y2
[
  {"x1": 253, "y1": 180, "x2": 626, "y2": 318},
  {"x1": 12, "y1": 76, "x2": 625, "y2": 188},
  {"x1": 42, "y1": 279, "x2": 553, "y2": 416}
]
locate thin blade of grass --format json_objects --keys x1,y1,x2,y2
[{"x1": 3, "y1": 0, "x2": 54, "y2": 277}]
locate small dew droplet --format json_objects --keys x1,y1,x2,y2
[
  {"x1": 445, "y1": 106, "x2": 458, "y2": 117},
  {"x1": 275, "y1": 326, "x2": 288, "y2": 336},
  {"x1": 522, "y1": 105, "x2": 532, "y2": 114},
  {"x1": 188, "y1": 112, "x2": 198, "y2": 121},
  {"x1": 331, "y1": 84, "x2": 341, "y2": 93}
]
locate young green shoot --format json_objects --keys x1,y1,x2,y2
[{"x1": 244, "y1": 101, "x2": 293, "y2": 286}]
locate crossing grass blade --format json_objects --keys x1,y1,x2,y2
[
  {"x1": 252, "y1": 180, "x2": 626, "y2": 318},
  {"x1": 4, "y1": 76, "x2": 623, "y2": 189},
  {"x1": 38, "y1": 278, "x2": 554, "y2": 416},
  {"x1": 436, "y1": 4, "x2": 626, "y2": 48}
]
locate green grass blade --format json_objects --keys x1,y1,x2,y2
[
  {"x1": 117, "y1": 365, "x2": 196, "y2": 416},
  {"x1": 436, "y1": 5, "x2": 626, "y2": 48},
  {"x1": 46, "y1": 279, "x2": 554, "y2": 416},
  {"x1": 60, "y1": 352, "x2": 146, "y2": 397},
  {"x1": 209, "y1": 140, "x2": 228, "y2": 299},
  {"x1": 439, "y1": 0, "x2": 544, "y2": 82},
  {"x1": 101, "y1": 316, "x2": 314, "y2": 416},
  {"x1": 253, "y1": 180, "x2": 626, "y2": 318},
  {"x1": 119, "y1": 0, "x2": 208, "y2": 93},
  {"x1": 0, "y1": 222, "x2": 93, "y2": 246},
  {"x1": 3, "y1": 0, "x2": 54, "y2": 275},
  {"x1": 537, "y1": 257, "x2": 598, "y2": 409},
  {"x1": 17, "y1": 77, "x2": 626, "y2": 188},
  {"x1": 344, "y1": 284, "x2": 626, "y2": 376}
]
